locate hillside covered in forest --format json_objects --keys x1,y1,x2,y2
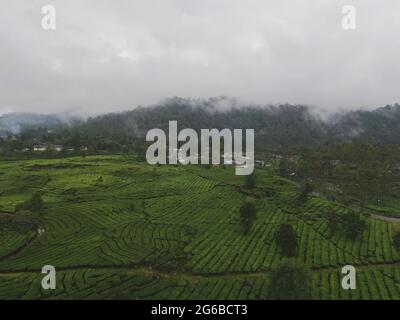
[{"x1": 1, "y1": 98, "x2": 400, "y2": 154}]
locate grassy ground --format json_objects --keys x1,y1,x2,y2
[{"x1": 1, "y1": 155, "x2": 400, "y2": 299}]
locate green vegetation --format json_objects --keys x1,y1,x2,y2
[
  {"x1": 295, "y1": 143, "x2": 400, "y2": 214},
  {"x1": 15, "y1": 192, "x2": 44, "y2": 213},
  {"x1": 0, "y1": 210, "x2": 43, "y2": 234},
  {"x1": 244, "y1": 173, "x2": 256, "y2": 189},
  {"x1": 1, "y1": 155, "x2": 400, "y2": 300},
  {"x1": 393, "y1": 232, "x2": 400, "y2": 251},
  {"x1": 297, "y1": 182, "x2": 313, "y2": 204},
  {"x1": 267, "y1": 259, "x2": 312, "y2": 300},
  {"x1": 239, "y1": 202, "x2": 257, "y2": 234},
  {"x1": 275, "y1": 224, "x2": 298, "y2": 257},
  {"x1": 3, "y1": 101, "x2": 400, "y2": 157},
  {"x1": 342, "y1": 212, "x2": 366, "y2": 241}
]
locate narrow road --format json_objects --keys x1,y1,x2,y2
[
  {"x1": 371, "y1": 214, "x2": 400, "y2": 223},
  {"x1": 358, "y1": 205, "x2": 400, "y2": 222}
]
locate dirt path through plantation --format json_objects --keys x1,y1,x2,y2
[{"x1": 371, "y1": 214, "x2": 400, "y2": 223}]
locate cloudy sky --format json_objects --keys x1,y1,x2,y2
[{"x1": 0, "y1": 0, "x2": 399, "y2": 116}]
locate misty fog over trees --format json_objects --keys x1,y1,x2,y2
[{"x1": 1, "y1": 97, "x2": 400, "y2": 155}]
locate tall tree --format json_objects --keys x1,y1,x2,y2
[
  {"x1": 15, "y1": 192, "x2": 44, "y2": 214},
  {"x1": 393, "y1": 232, "x2": 400, "y2": 251},
  {"x1": 267, "y1": 259, "x2": 312, "y2": 300},
  {"x1": 327, "y1": 211, "x2": 340, "y2": 236},
  {"x1": 239, "y1": 202, "x2": 257, "y2": 234},
  {"x1": 244, "y1": 172, "x2": 256, "y2": 189},
  {"x1": 275, "y1": 224, "x2": 298, "y2": 257},
  {"x1": 342, "y1": 212, "x2": 366, "y2": 241},
  {"x1": 297, "y1": 182, "x2": 313, "y2": 204}
]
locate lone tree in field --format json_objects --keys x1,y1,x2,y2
[
  {"x1": 239, "y1": 202, "x2": 257, "y2": 234},
  {"x1": 342, "y1": 211, "x2": 366, "y2": 241},
  {"x1": 30, "y1": 192, "x2": 44, "y2": 213},
  {"x1": 327, "y1": 211, "x2": 340, "y2": 236},
  {"x1": 13, "y1": 210, "x2": 42, "y2": 231},
  {"x1": 15, "y1": 192, "x2": 44, "y2": 214},
  {"x1": 297, "y1": 182, "x2": 313, "y2": 204},
  {"x1": 275, "y1": 223, "x2": 298, "y2": 257},
  {"x1": 1, "y1": 210, "x2": 44, "y2": 241},
  {"x1": 267, "y1": 259, "x2": 312, "y2": 300},
  {"x1": 393, "y1": 232, "x2": 400, "y2": 251},
  {"x1": 244, "y1": 172, "x2": 256, "y2": 189}
]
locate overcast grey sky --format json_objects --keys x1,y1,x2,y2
[{"x1": 0, "y1": 0, "x2": 399, "y2": 116}]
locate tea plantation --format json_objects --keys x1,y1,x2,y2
[{"x1": 1, "y1": 155, "x2": 400, "y2": 299}]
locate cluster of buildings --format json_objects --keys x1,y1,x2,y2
[{"x1": 27, "y1": 144, "x2": 88, "y2": 152}]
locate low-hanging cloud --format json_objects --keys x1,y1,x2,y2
[{"x1": 0, "y1": 0, "x2": 399, "y2": 116}]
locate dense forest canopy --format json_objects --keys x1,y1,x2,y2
[{"x1": 1, "y1": 98, "x2": 400, "y2": 154}]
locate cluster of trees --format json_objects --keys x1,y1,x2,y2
[
  {"x1": 3, "y1": 100, "x2": 400, "y2": 158},
  {"x1": 280, "y1": 143, "x2": 400, "y2": 207},
  {"x1": 0, "y1": 129, "x2": 134, "y2": 157},
  {"x1": 327, "y1": 211, "x2": 366, "y2": 240},
  {"x1": 0, "y1": 192, "x2": 46, "y2": 237}
]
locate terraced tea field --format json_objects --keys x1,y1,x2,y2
[{"x1": 1, "y1": 155, "x2": 400, "y2": 299}]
